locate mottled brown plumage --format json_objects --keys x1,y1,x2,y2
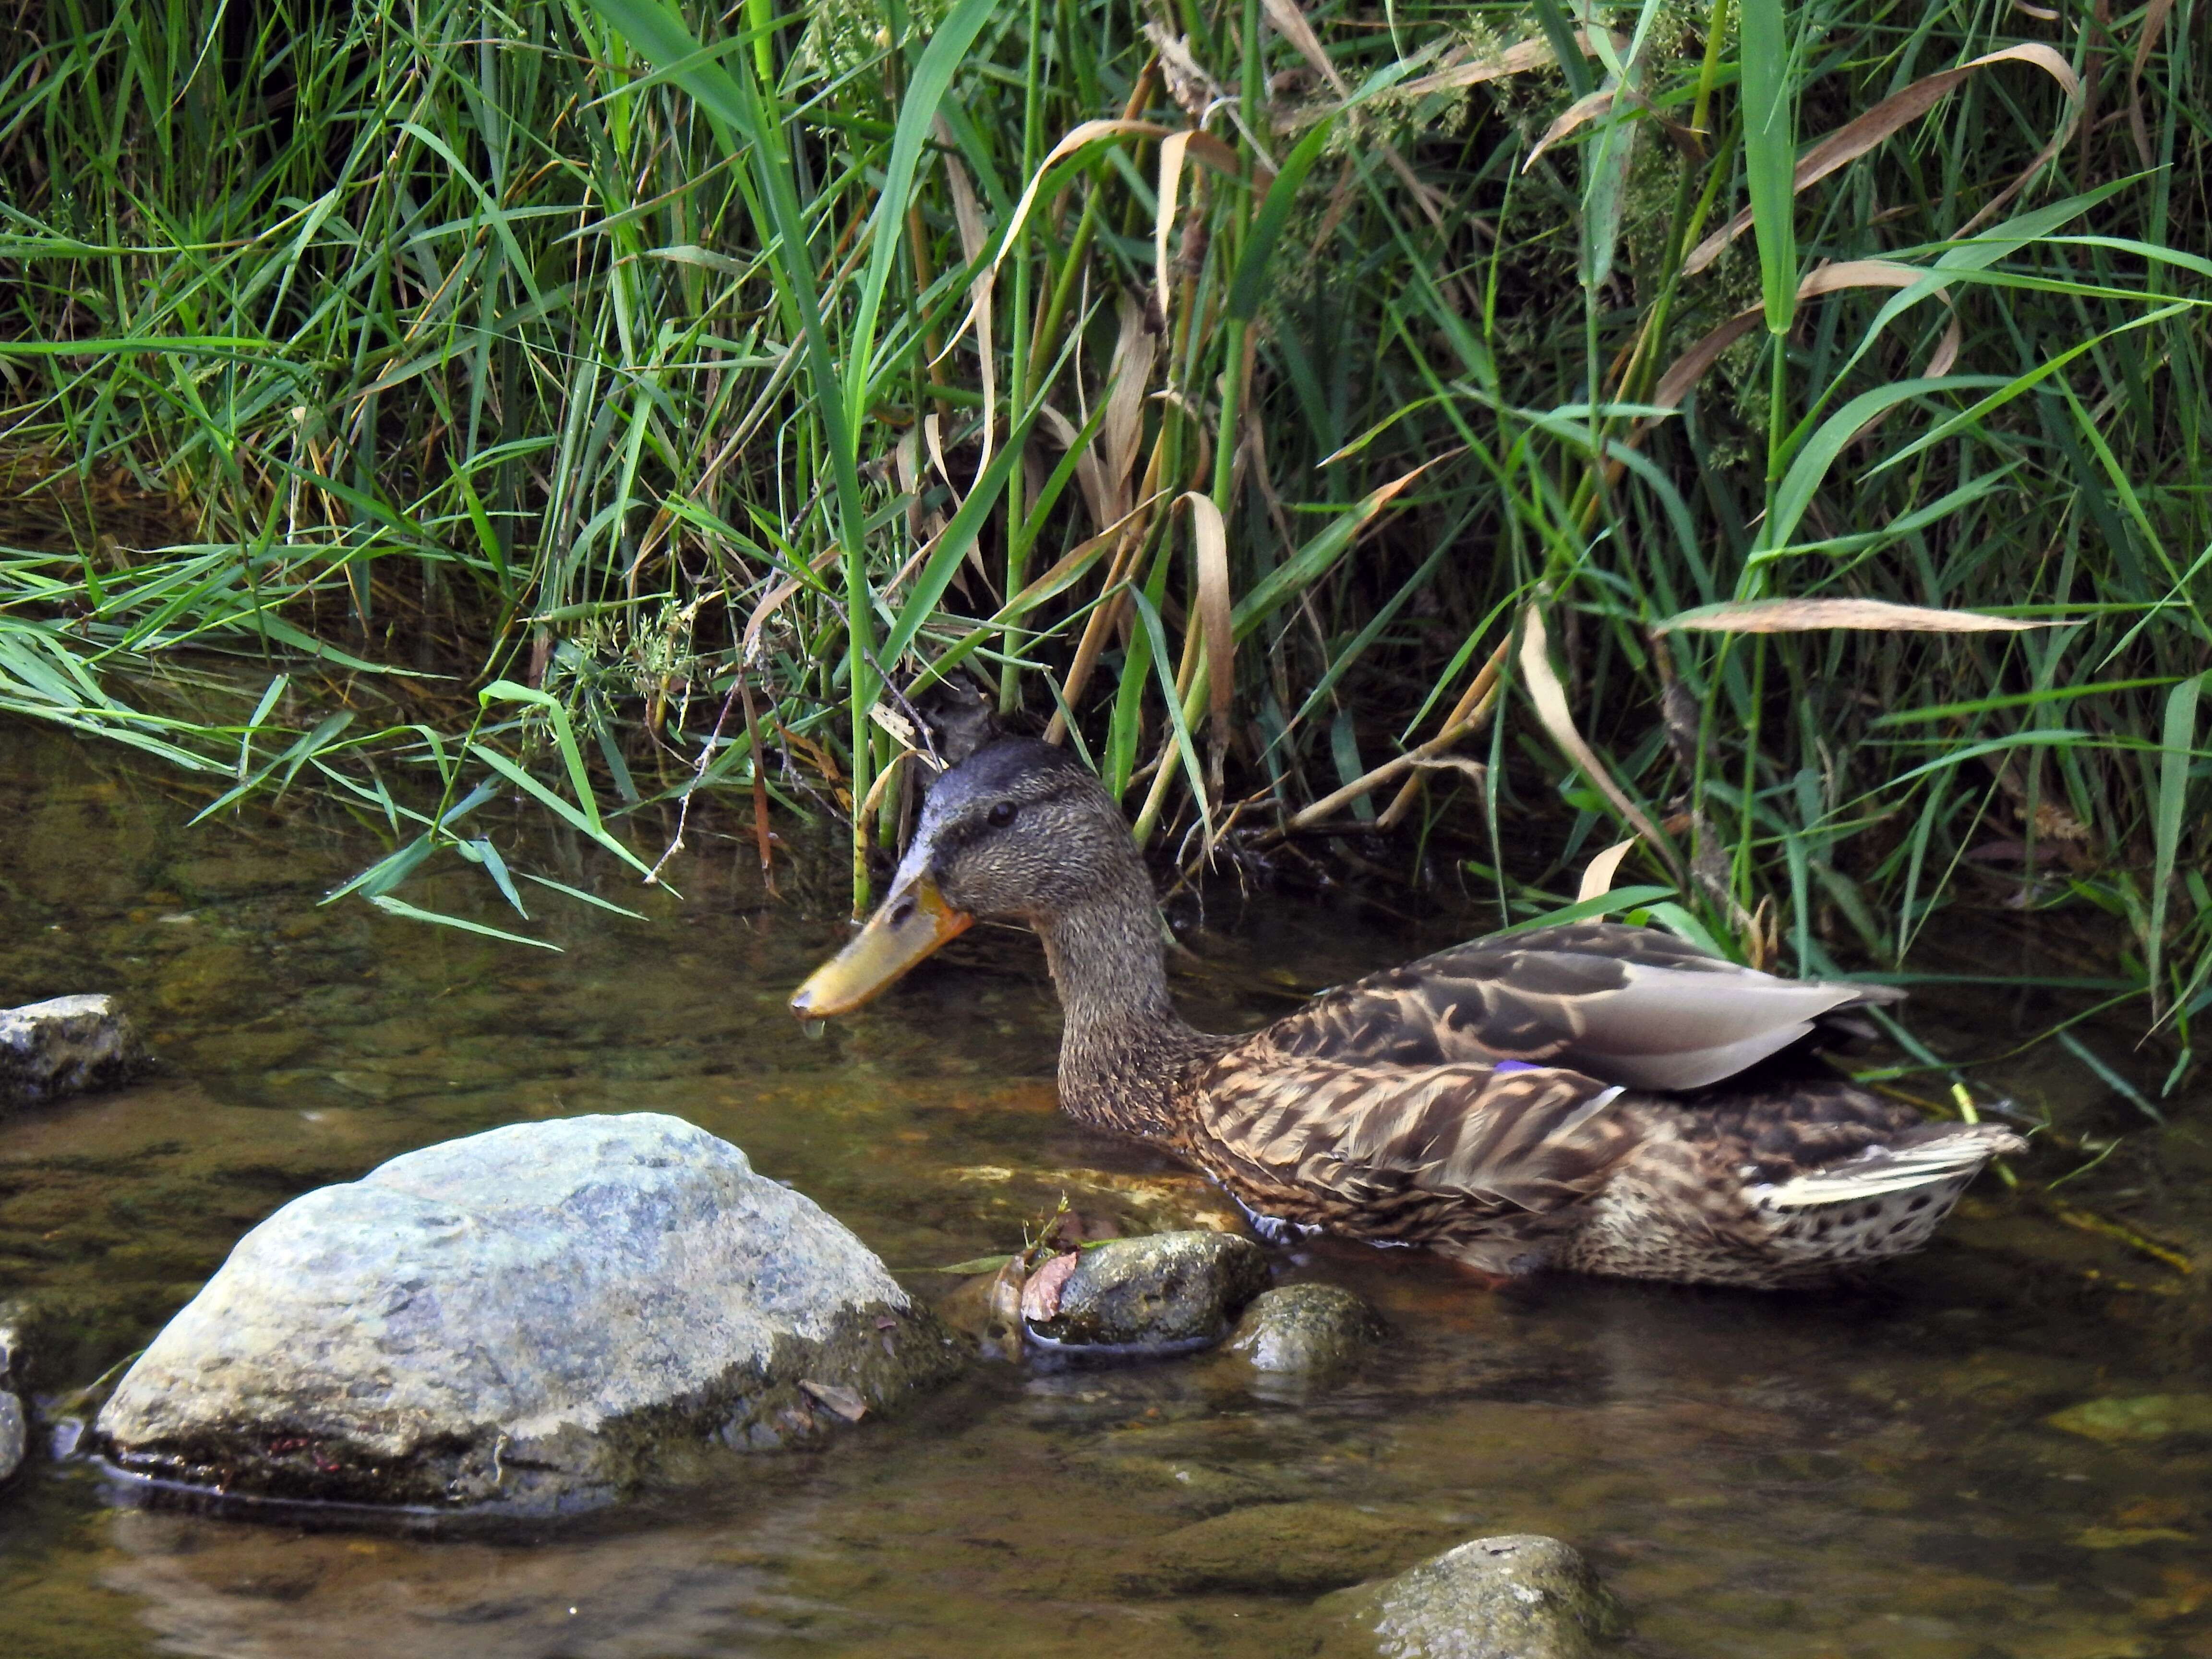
[{"x1": 793, "y1": 738, "x2": 2024, "y2": 1288}]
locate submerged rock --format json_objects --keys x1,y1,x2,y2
[
  {"x1": 1319, "y1": 1534, "x2": 1630, "y2": 1659},
  {"x1": 1123, "y1": 1500, "x2": 1440, "y2": 1595},
  {"x1": 1023, "y1": 1231, "x2": 1269, "y2": 1351},
  {"x1": 1227, "y1": 1283, "x2": 1382, "y2": 1375},
  {"x1": 0, "y1": 994, "x2": 144, "y2": 1110},
  {"x1": 0, "y1": 1305, "x2": 22, "y2": 1484},
  {"x1": 96, "y1": 1113, "x2": 962, "y2": 1515},
  {"x1": 2046, "y1": 1394, "x2": 2212, "y2": 1445},
  {"x1": 0, "y1": 1391, "x2": 22, "y2": 1486}
]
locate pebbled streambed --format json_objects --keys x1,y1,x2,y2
[{"x1": 2, "y1": 716, "x2": 2208, "y2": 1659}]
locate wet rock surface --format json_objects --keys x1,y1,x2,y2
[
  {"x1": 0, "y1": 994, "x2": 144, "y2": 1110},
  {"x1": 0, "y1": 1305, "x2": 22, "y2": 1484},
  {"x1": 1123, "y1": 1500, "x2": 1444, "y2": 1595},
  {"x1": 1022, "y1": 1230, "x2": 1269, "y2": 1350},
  {"x1": 2047, "y1": 1393, "x2": 2212, "y2": 1445},
  {"x1": 1318, "y1": 1533, "x2": 1630, "y2": 1659},
  {"x1": 1227, "y1": 1283, "x2": 1382, "y2": 1375},
  {"x1": 96, "y1": 1113, "x2": 963, "y2": 1515},
  {"x1": 0, "y1": 1391, "x2": 22, "y2": 1486}
]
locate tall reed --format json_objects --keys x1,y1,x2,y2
[{"x1": 1, "y1": 0, "x2": 2205, "y2": 1077}]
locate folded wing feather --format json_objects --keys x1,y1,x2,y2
[{"x1": 1264, "y1": 921, "x2": 1905, "y2": 1092}]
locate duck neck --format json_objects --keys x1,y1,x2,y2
[{"x1": 1036, "y1": 875, "x2": 1215, "y2": 1140}]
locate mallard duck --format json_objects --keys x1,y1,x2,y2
[{"x1": 792, "y1": 738, "x2": 2023, "y2": 1288}]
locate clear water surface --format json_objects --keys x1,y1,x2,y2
[{"x1": 2, "y1": 717, "x2": 2208, "y2": 1659}]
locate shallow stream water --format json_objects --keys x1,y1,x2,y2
[{"x1": 2, "y1": 718, "x2": 2209, "y2": 1659}]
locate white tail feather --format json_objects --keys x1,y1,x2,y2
[{"x1": 1752, "y1": 1128, "x2": 2024, "y2": 1210}]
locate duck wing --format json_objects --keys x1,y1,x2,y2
[
  {"x1": 1188, "y1": 1045, "x2": 1641, "y2": 1251},
  {"x1": 1262, "y1": 921, "x2": 1904, "y2": 1092}
]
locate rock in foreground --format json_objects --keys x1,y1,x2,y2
[
  {"x1": 0, "y1": 995, "x2": 144, "y2": 1110},
  {"x1": 1023, "y1": 1231, "x2": 1268, "y2": 1351},
  {"x1": 1319, "y1": 1534, "x2": 1630, "y2": 1659},
  {"x1": 97, "y1": 1114, "x2": 961, "y2": 1515},
  {"x1": 1227, "y1": 1283, "x2": 1382, "y2": 1376}
]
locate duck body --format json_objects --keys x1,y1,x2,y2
[{"x1": 794, "y1": 739, "x2": 2022, "y2": 1290}]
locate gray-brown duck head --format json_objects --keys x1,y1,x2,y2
[{"x1": 790, "y1": 738, "x2": 1151, "y2": 1018}]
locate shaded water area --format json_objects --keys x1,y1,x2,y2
[{"x1": 3, "y1": 713, "x2": 2210, "y2": 1659}]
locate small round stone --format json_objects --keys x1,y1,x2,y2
[
  {"x1": 1227, "y1": 1283, "x2": 1382, "y2": 1374},
  {"x1": 1024, "y1": 1230, "x2": 1268, "y2": 1349}
]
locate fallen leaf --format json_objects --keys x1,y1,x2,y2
[{"x1": 1020, "y1": 1250, "x2": 1081, "y2": 1323}]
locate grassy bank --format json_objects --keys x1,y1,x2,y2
[{"x1": 1, "y1": 0, "x2": 2206, "y2": 1074}]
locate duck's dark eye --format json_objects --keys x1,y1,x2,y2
[{"x1": 987, "y1": 801, "x2": 1018, "y2": 828}]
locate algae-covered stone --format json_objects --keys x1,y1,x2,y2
[
  {"x1": 0, "y1": 995, "x2": 144, "y2": 1110},
  {"x1": 1319, "y1": 1534, "x2": 1630, "y2": 1659},
  {"x1": 1024, "y1": 1231, "x2": 1268, "y2": 1350},
  {"x1": 2047, "y1": 1394, "x2": 2212, "y2": 1445},
  {"x1": 97, "y1": 1113, "x2": 963, "y2": 1515},
  {"x1": 1228, "y1": 1283, "x2": 1382, "y2": 1375},
  {"x1": 1123, "y1": 1500, "x2": 1438, "y2": 1595}
]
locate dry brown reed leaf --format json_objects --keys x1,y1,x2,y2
[
  {"x1": 1394, "y1": 34, "x2": 1600, "y2": 99},
  {"x1": 1525, "y1": 88, "x2": 1616, "y2": 172},
  {"x1": 1183, "y1": 490, "x2": 1235, "y2": 747},
  {"x1": 895, "y1": 427, "x2": 925, "y2": 539},
  {"x1": 1262, "y1": 0, "x2": 1348, "y2": 95},
  {"x1": 742, "y1": 545, "x2": 840, "y2": 661},
  {"x1": 935, "y1": 119, "x2": 996, "y2": 484},
  {"x1": 1102, "y1": 294, "x2": 1155, "y2": 518},
  {"x1": 1000, "y1": 121, "x2": 1255, "y2": 280},
  {"x1": 1155, "y1": 128, "x2": 1194, "y2": 328},
  {"x1": 1035, "y1": 402, "x2": 1109, "y2": 535},
  {"x1": 1519, "y1": 607, "x2": 1685, "y2": 882},
  {"x1": 939, "y1": 120, "x2": 1255, "y2": 377},
  {"x1": 2128, "y1": 0, "x2": 2176, "y2": 168},
  {"x1": 1577, "y1": 837, "x2": 1640, "y2": 902},
  {"x1": 1685, "y1": 44, "x2": 2081, "y2": 275},
  {"x1": 1043, "y1": 476, "x2": 1170, "y2": 743},
  {"x1": 1292, "y1": 628, "x2": 1504, "y2": 830},
  {"x1": 1375, "y1": 634, "x2": 1511, "y2": 829},
  {"x1": 1650, "y1": 260, "x2": 1959, "y2": 413},
  {"x1": 1653, "y1": 599, "x2": 2049, "y2": 634},
  {"x1": 1145, "y1": 22, "x2": 1226, "y2": 118}
]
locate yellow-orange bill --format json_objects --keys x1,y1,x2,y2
[{"x1": 790, "y1": 874, "x2": 974, "y2": 1018}]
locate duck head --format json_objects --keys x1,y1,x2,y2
[{"x1": 790, "y1": 738, "x2": 1143, "y2": 1017}]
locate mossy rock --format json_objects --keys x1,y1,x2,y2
[
  {"x1": 1227, "y1": 1283, "x2": 1383, "y2": 1376},
  {"x1": 1121, "y1": 1500, "x2": 1442, "y2": 1595},
  {"x1": 1026, "y1": 1230, "x2": 1269, "y2": 1351},
  {"x1": 1316, "y1": 1534, "x2": 1631, "y2": 1659}
]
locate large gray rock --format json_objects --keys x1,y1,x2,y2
[
  {"x1": 1320, "y1": 1534, "x2": 1630, "y2": 1659},
  {"x1": 96, "y1": 1113, "x2": 962, "y2": 1515},
  {"x1": 1023, "y1": 1230, "x2": 1269, "y2": 1351},
  {"x1": 0, "y1": 994, "x2": 144, "y2": 1109}
]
